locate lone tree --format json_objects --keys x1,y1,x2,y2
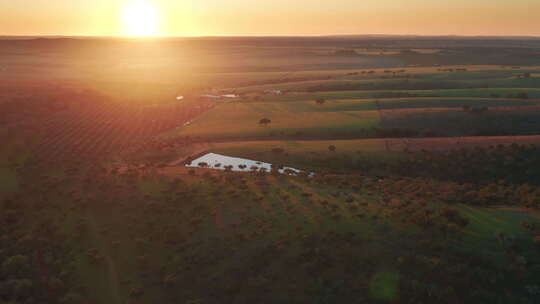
[
  {"x1": 466, "y1": 106, "x2": 488, "y2": 115},
  {"x1": 328, "y1": 145, "x2": 337, "y2": 152},
  {"x1": 259, "y1": 118, "x2": 271, "y2": 127},
  {"x1": 516, "y1": 92, "x2": 529, "y2": 100},
  {"x1": 315, "y1": 98, "x2": 326, "y2": 105}
]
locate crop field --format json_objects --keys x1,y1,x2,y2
[
  {"x1": 235, "y1": 75, "x2": 540, "y2": 94},
  {"x1": 169, "y1": 97, "x2": 540, "y2": 142},
  {"x1": 0, "y1": 87, "x2": 217, "y2": 162},
  {"x1": 206, "y1": 135, "x2": 540, "y2": 172},
  {"x1": 226, "y1": 65, "x2": 540, "y2": 90},
  {"x1": 253, "y1": 88, "x2": 540, "y2": 102},
  {"x1": 379, "y1": 106, "x2": 540, "y2": 136},
  {"x1": 170, "y1": 101, "x2": 381, "y2": 140}
]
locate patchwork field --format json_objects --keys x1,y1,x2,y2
[
  {"x1": 169, "y1": 96, "x2": 540, "y2": 142},
  {"x1": 204, "y1": 135, "x2": 540, "y2": 172},
  {"x1": 253, "y1": 88, "x2": 540, "y2": 102},
  {"x1": 3, "y1": 37, "x2": 540, "y2": 304},
  {"x1": 235, "y1": 75, "x2": 540, "y2": 94}
]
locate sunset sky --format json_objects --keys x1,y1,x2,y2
[{"x1": 1, "y1": 0, "x2": 539, "y2": 37}]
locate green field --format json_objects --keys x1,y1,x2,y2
[
  {"x1": 170, "y1": 101, "x2": 381, "y2": 140},
  {"x1": 254, "y1": 88, "x2": 540, "y2": 102},
  {"x1": 205, "y1": 135, "x2": 540, "y2": 173},
  {"x1": 236, "y1": 76, "x2": 540, "y2": 94},
  {"x1": 208, "y1": 139, "x2": 398, "y2": 171},
  {"x1": 168, "y1": 96, "x2": 540, "y2": 142},
  {"x1": 8, "y1": 165, "x2": 539, "y2": 304}
]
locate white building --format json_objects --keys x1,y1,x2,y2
[{"x1": 265, "y1": 89, "x2": 282, "y2": 95}]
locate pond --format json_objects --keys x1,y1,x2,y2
[{"x1": 185, "y1": 153, "x2": 307, "y2": 175}]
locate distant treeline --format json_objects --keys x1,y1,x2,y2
[
  {"x1": 356, "y1": 143, "x2": 540, "y2": 185},
  {"x1": 304, "y1": 79, "x2": 540, "y2": 92}
]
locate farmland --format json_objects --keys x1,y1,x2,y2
[
  {"x1": 206, "y1": 135, "x2": 540, "y2": 172},
  {"x1": 2, "y1": 36, "x2": 540, "y2": 304},
  {"x1": 169, "y1": 97, "x2": 540, "y2": 141},
  {"x1": 167, "y1": 101, "x2": 380, "y2": 140}
]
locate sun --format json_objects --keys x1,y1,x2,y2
[{"x1": 122, "y1": 1, "x2": 159, "y2": 37}]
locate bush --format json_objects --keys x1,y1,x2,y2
[
  {"x1": 0, "y1": 279, "x2": 33, "y2": 299},
  {"x1": 61, "y1": 292, "x2": 84, "y2": 304},
  {"x1": 2, "y1": 255, "x2": 31, "y2": 278}
]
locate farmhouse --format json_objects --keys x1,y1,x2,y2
[
  {"x1": 265, "y1": 89, "x2": 282, "y2": 95},
  {"x1": 200, "y1": 94, "x2": 222, "y2": 99}
]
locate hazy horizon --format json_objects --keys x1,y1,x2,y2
[
  {"x1": 2, "y1": 34, "x2": 540, "y2": 39},
  {"x1": 1, "y1": 0, "x2": 539, "y2": 37}
]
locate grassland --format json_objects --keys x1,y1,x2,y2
[
  {"x1": 169, "y1": 101, "x2": 381, "y2": 140},
  {"x1": 6, "y1": 164, "x2": 539, "y2": 304}
]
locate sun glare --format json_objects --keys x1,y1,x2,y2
[{"x1": 122, "y1": 1, "x2": 159, "y2": 37}]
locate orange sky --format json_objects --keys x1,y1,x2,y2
[{"x1": 1, "y1": 0, "x2": 539, "y2": 36}]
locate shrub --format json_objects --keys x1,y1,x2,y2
[{"x1": 2, "y1": 255, "x2": 31, "y2": 277}]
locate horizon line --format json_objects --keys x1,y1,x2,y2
[{"x1": 1, "y1": 33, "x2": 540, "y2": 39}]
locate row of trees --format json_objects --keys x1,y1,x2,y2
[
  {"x1": 1, "y1": 88, "x2": 215, "y2": 164},
  {"x1": 490, "y1": 92, "x2": 529, "y2": 99}
]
